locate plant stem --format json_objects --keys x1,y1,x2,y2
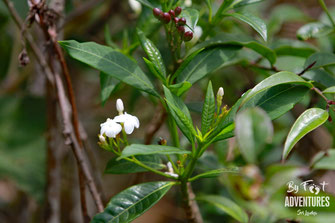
[{"x1": 318, "y1": 0, "x2": 335, "y2": 27}]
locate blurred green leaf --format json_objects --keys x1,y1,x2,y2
[
  {"x1": 164, "y1": 86, "x2": 196, "y2": 142},
  {"x1": 271, "y1": 39, "x2": 316, "y2": 58},
  {"x1": 189, "y1": 167, "x2": 239, "y2": 182},
  {"x1": 137, "y1": 29, "x2": 166, "y2": 79},
  {"x1": 304, "y1": 52, "x2": 335, "y2": 69},
  {"x1": 197, "y1": 195, "x2": 248, "y2": 223},
  {"x1": 240, "y1": 71, "x2": 312, "y2": 108},
  {"x1": 135, "y1": 0, "x2": 154, "y2": 9},
  {"x1": 233, "y1": 0, "x2": 265, "y2": 9},
  {"x1": 311, "y1": 149, "x2": 335, "y2": 170},
  {"x1": 105, "y1": 155, "x2": 164, "y2": 174},
  {"x1": 235, "y1": 107, "x2": 273, "y2": 163},
  {"x1": 176, "y1": 46, "x2": 239, "y2": 84},
  {"x1": 297, "y1": 22, "x2": 333, "y2": 40},
  {"x1": 92, "y1": 181, "x2": 174, "y2": 223},
  {"x1": 180, "y1": 8, "x2": 199, "y2": 31},
  {"x1": 191, "y1": 33, "x2": 276, "y2": 64},
  {"x1": 119, "y1": 144, "x2": 191, "y2": 159},
  {"x1": 230, "y1": 12, "x2": 268, "y2": 42},
  {"x1": 283, "y1": 108, "x2": 329, "y2": 160},
  {"x1": 302, "y1": 69, "x2": 335, "y2": 88},
  {"x1": 201, "y1": 81, "x2": 215, "y2": 135},
  {"x1": 59, "y1": 40, "x2": 159, "y2": 97},
  {"x1": 323, "y1": 86, "x2": 335, "y2": 94},
  {"x1": 100, "y1": 72, "x2": 120, "y2": 105}
]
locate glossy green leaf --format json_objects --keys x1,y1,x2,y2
[
  {"x1": 197, "y1": 195, "x2": 248, "y2": 223},
  {"x1": 230, "y1": 12, "x2": 268, "y2": 41},
  {"x1": 164, "y1": 86, "x2": 196, "y2": 142},
  {"x1": 100, "y1": 72, "x2": 120, "y2": 105},
  {"x1": 169, "y1": 82, "x2": 192, "y2": 96},
  {"x1": 311, "y1": 149, "x2": 335, "y2": 170},
  {"x1": 137, "y1": 29, "x2": 166, "y2": 79},
  {"x1": 176, "y1": 46, "x2": 239, "y2": 84},
  {"x1": 92, "y1": 181, "x2": 174, "y2": 223},
  {"x1": 213, "y1": 0, "x2": 235, "y2": 23},
  {"x1": 201, "y1": 81, "x2": 215, "y2": 134},
  {"x1": 283, "y1": 108, "x2": 329, "y2": 160},
  {"x1": 180, "y1": 8, "x2": 199, "y2": 31},
  {"x1": 235, "y1": 107, "x2": 273, "y2": 163},
  {"x1": 59, "y1": 40, "x2": 158, "y2": 97},
  {"x1": 302, "y1": 69, "x2": 335, "y2": 88},
  {"x1": 233, "y1": 0, "x2": 265, "y2": 9},
  {"x1": 297, "y1": 22, "x2": 333, "y2": 40},
  {"x1": 119, "y1": 144, "x2": 191, "y2": 159},
  {"x1": 143, "y1": 57, "x2": 164, "y2": 82},
  {"x1": 190, "y1": 33, "x2": 276, "y2": 64},
  {"x1": 242, "y1": 84, "x2": 310, "y2": 120},
  {"x1": 304, "y1": 52, "x2": 335, "y2": 69},
  {"x1": 239, "y1": 71, "x2": 312, "y2": 108},
  {"x1": 189, "y1": 167, "x2": 239, "y2": 182},
  {"x1": 323, "y1": 86, "x2": 335, "y2": 94},
  {"x1": 105, "y1": 155, "x2": 164, "y2": 174}
]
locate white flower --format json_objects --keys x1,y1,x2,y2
[
  {"x1": 98, "y1": 134, "x2": 106, "y2": 143},
  {"x1": 165, "y1": 162, "x2": 178, "y2": 178},
  {"x1": 184, "y1": 0, "x2": 192, "y2": 7},
  {"x1": 128, "y1": 0, "x2": 142, "y2": 15},
  {"x1": 114, "y1": 112, "x2": 140, "y2": 134},
  {"x1": 100, "y1": 118, "x2": 122, "y2": 138},
  {"x1": 217, "y1": 87, "x2": 224, "y2": 97},
  {"x1": 116, "y1": 98, "x2": 124, "y2": 114}
]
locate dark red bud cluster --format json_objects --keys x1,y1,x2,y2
[{"x1": 152, "y1": 6, "x2": 193, "y2": 41}]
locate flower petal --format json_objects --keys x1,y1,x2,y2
[{"x1": 124, "y1": 121, "x2": 134, "y2": 134}]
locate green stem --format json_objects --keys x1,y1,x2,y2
[
  {"x1": 319, "y1": 0, "x2": 335, "y2": 27},
  {"x1": 168, "y1": 115, "x2": 181, "y2": 147},
  {"x1": 121, "y1": 126, "x2": 129, "y2": 146}
]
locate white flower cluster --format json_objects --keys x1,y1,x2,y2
[{"x1": 99, "y1": 99, "x2": 140, "y2": 140}]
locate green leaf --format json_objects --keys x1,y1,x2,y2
[
  {"x1": 176, "y1": 46, "x2": 239, "y2": 84},
  {"x1": 163, "y1": 86, "x2": 197, "y2": 142},
  {"x1": 135, "y1": 0, "x2": 154, "y2": 9},
  {"x1": 143, "y1": 57, "x2": 164, "y2": 82},
  {"x1": 271, "y1": 39, "x2": 316, "y2": 58},
  {"x1": 239, "y1": 71, "x2": 312, "y2": 108},
  {"x1": 119, "y1": 144, "x2": 191, "y2": 159},
  {"x1": 92, "y1": 181, "x2": 174, "y2": 223},
  {"x1": 180, "y1": 8, "x2": 199, "y2": 31},
  {"x1": 242, "y1": 84, "x2": 310, "y2": 120},
  {"x1": 311, "y1": 149, "x2": 335, "y2": 170},
  {"x1": 323, "y1": 86, "x2": 335, "y2": 94},
  {"x1": 190, "y1": 33, "x2": 276, "y2": 64},
  {"x1": 137, "y1": 29, "x2": 166, "y2": 79},
  {"x1": 302, "y1": 69, "x2": 335, "y2": 88},
  {"x1": 189, "y1": 167, "x2": 239, "y2": 182},
  {"x1": 201, "y1": 81, "x2": 215, "y2": 134},
  {"x1": 235, "y1": 107, "x2": 273, "y2": 163},
  {"x1": 100, "y1": 72, "x2": 120, "y2": 105},
  {"x1": 297, "y1": 22, "x2": 333, "y2": 40},
  {"x1": 105, "y1": 155, "x2": 164, "y2": 174},
  {"x1": 59, "y1": 40, "x2": 158, "y2": 97},
  {"x1": 304, "y1": 52, "x2": 335, "y2": 69},
  {"x1": 229, "y1": 12, "x2": 268, "y2": 42},
  {"x1": 283, "y1": 108, "x2": 329, "y2": 160},
  {"x1": 169, "y1": 82, "x2": 192, "y2": 96},
  {"x1": 197, "y1": 195, "x2": 248, "y2": 223},
  {"x1": 233, "y1": 0, "x2": 265, "y2": 9}
]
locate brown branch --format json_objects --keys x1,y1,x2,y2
[
  {"x1": 3, "y1": 0, "x2": 104, "y2": 214},
  {"x1": 181, "y1": 182, "x2": 203, "y2": 223}
]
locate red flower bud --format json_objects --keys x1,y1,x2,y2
[
  {"x1": 168, "y1": 9, "x2": 175, "y2": 18},
  {"x1": 162, "y1": 12, "x2": 171, "y2": 24},
  {"x1": 184, "y1": 31, "x2": 193, "y2": 41},
  {"x1": 175, "y1": 6, "x2": 182, "y2": 16},
  {"x1": 173, "y1": 17, "x2": 179, "y2": 25},
  {"x1": 177, "y1": 26, "x2": 185, "y2": 34},
  {"x1": 153, "y1": 8, "x2": 162, "y2": 19},
  {"x1": 178, "y1": 17, "x2": 186, "y2": 26}
]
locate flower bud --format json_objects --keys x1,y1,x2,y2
[
  {"x1": 184, "y1": 31, "x2": 193, "y2": 41},
  {"x1": 168, "y1": 9, "x2": 175, "y2": 18},
  {"x1": 217, "y1": 87, "x2": 224, "y2": 97},
  {"x1": 174, "y1": 6, "x2": 182, "y2": 16},
  {"x1": 162, "y1": 12, "x2": 171, "y2": 24},
  {"x1": 153, "y1": 8, "x2": 162, "y2": 19},
  {"x1": 98, "y1": 134, "x2": 106, "y2": 144},
  {"x1": 178, "y1": 17, "x2": 186, "y2": 26},
  {"x1": 177, "y1": 26, "x2": 185, "y2": 34},
  {"x1": 116, "y1": 99, "x2": 124, "y2": 114},
  {"x1": 128, "y1": 0, "x2": 142, "y2": 15},
  {"x1": 158, "y1": 137, "x2": 167, "y2": 145}
]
